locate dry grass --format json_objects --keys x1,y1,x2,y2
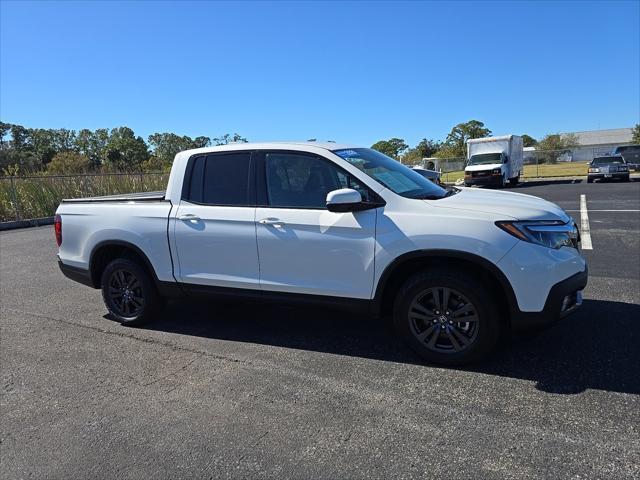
[
  {"x1": 0, "y1": 173, "x2": 168, "y2": 222},
  {"x1": 440, "y1": 162, "x2": 590, "y2": 183}
]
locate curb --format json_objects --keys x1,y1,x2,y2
[{"x1": 0, "y1": 217, "x2": 55, "y2": 231}]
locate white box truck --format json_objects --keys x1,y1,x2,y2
[{"x1": 464, "y1": 135, "x2": 524, "y2": 187}]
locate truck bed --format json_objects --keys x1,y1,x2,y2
[{"x1": 61, "y1": 191, "x2": 167, "y2": 203}]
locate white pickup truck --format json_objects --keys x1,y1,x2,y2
[{"x1": 56, "y1": 142, "x2": 587, "y2": 365}]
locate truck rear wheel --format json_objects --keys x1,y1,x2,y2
[
  {"x1": 509, "y1": 174, "x2": 520, "y2": 186},
  {"x1": 101, "y1": 258, "x2": 161, "y2": 326},
  {"x1": 393, "y1": 270, "x2": 501, "y2": 366}
]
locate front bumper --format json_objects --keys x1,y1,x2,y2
[
  {"x1": 588, "y1": 172, "x2": 629, "y2": 181},
  {"x1": 464, "y1": 174, "x2": 503, "y2": 186},
  {"x1": 511, "y1": 267, "x2": 588, "y2": 331}
]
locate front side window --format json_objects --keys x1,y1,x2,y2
[
  {"x1": 265, "y1": 152, "x2": 371, "y2": 208},
  {"x1": 186, "y1": 152, "x2": 252, "y2": 205},
  {"x1": 333, "y1": 148, "x2": 449, "y2": 199}
]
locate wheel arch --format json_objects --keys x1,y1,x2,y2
[
  {"x1": 373, "y1": 250, "x2": 518, "y2": 324},
  {"x1": 89, "y1": 240, "x2": 159, "y2": 289}
]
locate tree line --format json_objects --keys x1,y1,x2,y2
[
  {"x1": 2, "y1": 119, "x2": 637, "y2": 175},
  {"x1": 0, "y1": 121, "x2": 247, "y2": 175},
  {"x1": 369, "y1": 119, "x2": 591, "y2": 164}
]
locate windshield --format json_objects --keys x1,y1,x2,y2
[
  {"x1": 468, "y1": 153, "x2": 503, "y2": 165},
  {"x1": 332, "y1": 148, "x2": 449, "y2": 199},
  {"x1": 593, "y1": 156, "x2": 625, "y2": 165},
  {"x1": 614, "y1": 146, "x2": 640, "y2": 154}
]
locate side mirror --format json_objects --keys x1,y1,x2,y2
[
  {"x1": 503, "y1": 156, "x2": 509, "y2": 164},
  {"x1": 326, "y1": 188, "x2": 363, "y2": 213}
]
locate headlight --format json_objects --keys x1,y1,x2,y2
[
  {"x1": 496, "y1": 220, "x2": 579, "y2": 249},
  {"x1": 619, "y1": 166, "x2": 628, "y2": 171},
  {"x1": 589, "y1": 167, "x2": 600, "y2": 173},
  {"x1": 492, "y1": 168, "x2": 501, "y2": 175}
]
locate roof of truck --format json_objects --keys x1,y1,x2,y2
[
  {"x1": 180, "y1": 141, "x2": 359, "y2": 156},
  {"x1": 467, "y1": 135, "x2": 520, "y2": 143}
]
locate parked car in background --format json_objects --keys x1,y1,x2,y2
[
  {"x1": 412, "y1": 166, "x2": 443, "y2": 185},
  {"x1": 612, "y1": 145, "x2": 640, "y2": 171},
  {"x1": 55, "y1": 142, "x2": 587, "y2": 366},
  {"x1": 587, "y1": 155, "x2": 630, "y2": 183}
]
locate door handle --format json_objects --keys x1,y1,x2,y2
[
  {"x1": 178, "y1": 213, "x2": 200, "y2": 222},
  {"x1": 259, "y1": 218, "x2": 285, "y2": 228}
]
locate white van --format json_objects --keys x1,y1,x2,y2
[{"x1": 464, "y1": 135, "x2": 524, "y2": 187}]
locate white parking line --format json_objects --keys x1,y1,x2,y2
[{"x1": 579, "y1": 194, "x2": 593, "y2": 250}]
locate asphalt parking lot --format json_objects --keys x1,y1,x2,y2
[{"x1": 1, "y1": 179, "x2": 639, "y2": 479}]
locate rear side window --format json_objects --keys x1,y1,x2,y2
[{"x1": 186, "y1": 152, "x2": 252, "y2": 205}]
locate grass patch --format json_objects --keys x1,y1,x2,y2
[
  {"x1": 440, "y1": 162, "x2": 590, "y2": 183},
  {"x1": 0, "y1": 173, "x2": 168, "y2": 222}
]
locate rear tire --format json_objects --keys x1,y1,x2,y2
[
  {"x1": 101, "y1": 258, "x2": 161, "y2": 326},
  {"x1": 587, "y1": 177, "x2": 593, "y2": 183},
  {"x1": 393, "y1": 270, "x2": 501, "y2": 366},
  {"x1": 509, "y1": 174, "x2": 520, "y2": 186}
]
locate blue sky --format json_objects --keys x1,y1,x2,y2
[{"x1": 1, "y1": 0, "x2": 638, "y2": 147}]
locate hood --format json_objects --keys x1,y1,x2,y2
[
  {"x1": 426, "y1": 187, "x2": 571, "y2": 222},
  {"x1": 465, "y1": 163, "x2": 503, "y2": 172}
]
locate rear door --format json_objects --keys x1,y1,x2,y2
[
  {"x1": 172, "y1": 151, "x2": 260, "y2": 291},
  {"x1": 255, "y1": 151, "x2": 377, "y2": 299}
]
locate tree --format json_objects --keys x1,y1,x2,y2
[
  {"x1": 401, "y1": 139, "x2": 442, "y2": 165},
  {"x1": 371, "y1": 138, "x2": 408, "y2": 159},
  {"x1": 76, "y1": 128, "x2": 109, "y2": 168},
  {"x1": 632, "y1": 124, "x2": 640, "y2": 144},
  {"x1": 415, "y1": 138, "x2": 442, "y2": 158},
  {"x1": 148, "y1": 132, "x2": 212, "y2": 167},
  {"x1": 28, "y1": 128, "x2": 58, "y2": 166},
  {"x1": 0, "y1": 122, "x2": 10, "y2": 147},
  {"x1": 46, "y1": 151, "x2": 91, "y2": 174},
  {"x1": 536, "y1": 133, "x2": 580, "y2": 164},
  {"x1": 212, "y1": 133, "x2": 247, "y2": 145},
  {"x1": 105, "y1": 127, "x2": 149, "y2": 171},
  {"x1": 521, "y1": 134, "x2": 537, "y2": 147},
  {"x1": 443, "y1": 120, "x2": 492, "y2": 157}
]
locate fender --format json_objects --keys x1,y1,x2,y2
[
  {"x1": 372, "y1": 249, "x2": 519, "y2": 316},
  {"x1": 89, "y1": 240, "x2": 184, "y2": 297}
]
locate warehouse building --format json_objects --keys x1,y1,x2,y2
[{"x1": 565, "y1": 127, "x2": 635, "y2": 161}]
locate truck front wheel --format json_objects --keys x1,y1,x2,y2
[
  {"x1": 101, "y1": 258, "x2": 161, "y2": 326},
  {"x1": 393, "y1": 270, "x2": 501, "y2": 365}
]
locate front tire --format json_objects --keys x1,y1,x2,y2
[
  {"x1": 509, "y1": 174, "x2": 520, "y2": 186},
  {"x1": 393, "y1": 270, "x2": 501, "y2": 366},
  {"x1": 101, "y1": 258, "x2": 161, "y2": 326}
]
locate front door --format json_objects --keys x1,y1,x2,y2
[
  {"x1": 255, "y1": 151, "x2": 377, "y2": 299},
  {"x1": 172, "y1": 151, "x2": 260, "y2": 290}
]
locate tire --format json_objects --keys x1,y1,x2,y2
[
  {"x1": 393, "y1": 270, "x2": 501, "y2": 366},
  {"x1": 623, "y1": 175, "x2": 630, "y2": 182},
  {"x1": 101, "y1": 258, "x2": 161, "y2": 326},
  {"x1": 509, "y1": 174, "x2": 520, "y2": 186},
  {"x1": 587, "y1": 177, "x2": 593, "y2": 183}
]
